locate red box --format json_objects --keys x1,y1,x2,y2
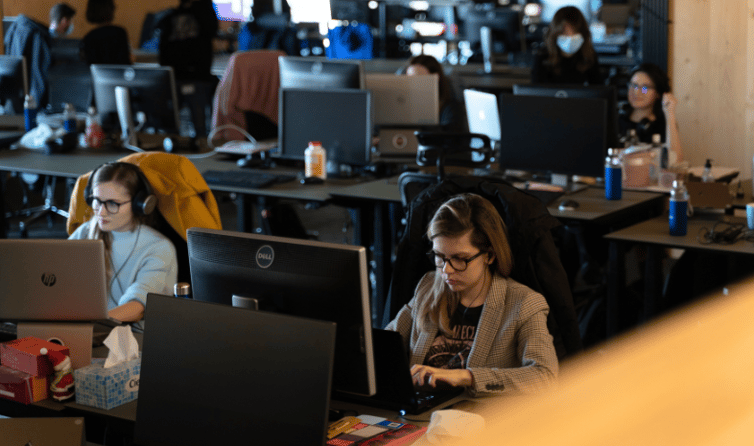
[
  {"x1": 0, "y1": 365, "x2": 49, "y2": 404},
  {"x1": 0, "y1": 337, "x2": 70, "y2": 377}
]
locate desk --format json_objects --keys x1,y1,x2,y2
[{"x1": 604, "y1": 214, "x2": 754, "y2": 337}]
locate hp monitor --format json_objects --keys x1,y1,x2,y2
[
  {"x1": 278, "y1": 87, "x2": 372, "y2": 167},
  {"x1": 0, "y1": 55, "x2": 27, "y2": 114},
  {"x1": 186, "y1": 227, "x2": 376, "y2": 397},
  {"x1": 513, "y1": 83, "x2": 620, "y2": 149},
  {"x1": 365, "y1": 73, "x2": 439, "y2": 126},
  {"x1": 278, "y1": 56, "x2": 364, "y2": 89},
  {"x1": 90, "y1": 64, "x2": 181, "y2": 135},
  {"x1": 497, "y1": 93, "x2": 608, "y2": 182}
]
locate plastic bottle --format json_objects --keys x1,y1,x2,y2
[
  {"x1": 605, "y1": 147, "x2": 622, "y2": 200},
  {"x1": 63, "y1": 103, "x2": 77, "y2": 133},
  {"x1": 24, "y1": 94, "x2": 37, "y2": 132},
  {"x1": 653, "y1": 133, "x2": 668, "y2": 169},
  {"x1": 85, "y1": 106, "x2": 105, "y2": 149},
  {"x1": 701, "y1": 158, "x2": 714, "y2": 182},
  {"x1": 304, "y1": 141, "x2": 327, "y2": 179},
  {"x1": 669, "y1": 180, "x2": 689, "y2": 236},
  {"x1": 173, "y1": 282, "x2": 191, "y2": 299}
]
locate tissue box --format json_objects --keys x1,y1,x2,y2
[
  {"x1": 0, "y1": 365, "x2": 49, "y2": 404},
  {"x1": 74, "y1": 355, "x2": 140, "y2": 410},
  {"x1": 0, "y1": 336, "x2": 70, "y2": 377}
]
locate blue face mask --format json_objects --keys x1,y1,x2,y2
[{"x1": 556, "y1": 34, "x2": 584, "y2": 57}]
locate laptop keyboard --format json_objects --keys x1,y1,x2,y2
[{"x1": 203, "y1": 169, "x2": 297, "y2": 189}]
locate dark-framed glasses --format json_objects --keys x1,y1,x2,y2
[
  {"x1": 90, "y1": 197, "x2": 131, "y2": 214},
  {"x1": 428, "y1": 250, "x2": 486, "y2": 272}
]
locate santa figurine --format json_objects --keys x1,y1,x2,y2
[{"x1": 41, "y1": 347, "x2": 75, "y2": 402}]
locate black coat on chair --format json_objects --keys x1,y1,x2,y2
[{"x1": 385, "y1": 176, "x2": 583, "y2": 359}]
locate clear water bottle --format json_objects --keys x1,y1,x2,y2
[
  {"x1": 701, "y1": 159, "x2": 714, "y2": 182},
  {"x1": 63, "y1": 103, "x2": 76, "y2": 133},
  {"x1": 605, "y1": 147, "x2": 622, "y2": 200},
  {"x1": 24, "y1": 94, "x2": 37, "y2": 131},
  {"x1": 85, "y1": 106, "x2": 104, "y2": 149},
  {"x1": 304, "y1": 141, "x2": 327, "y2": 179},
  {"x1": 173, "y1": 282, "x2": 191, "y2": 299},
  {"x1": 669, "y1": 180, "x2": 689, "y2": 236},
  {"x1": 653, "y1": 133, "x2": 668, "y2": 169}
]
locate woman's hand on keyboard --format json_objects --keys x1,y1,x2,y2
[{"x1": 410, "y1": 364, "x2": 473, "y2": 389}]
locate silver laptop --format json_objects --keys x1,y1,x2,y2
[
  {"x1": 366, "y1": 73, "x2": 440, "y2": 126},
  {"x1": 0, "y1": 239, "x2": 110, "y2": 322},
  {"x1": 464, "y1": 89, "x2": 501, "y2": 145}
]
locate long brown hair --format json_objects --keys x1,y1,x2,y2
[
  {"x1": 402, "y1": 54, "x2": 453, "y2": 112},
  {"x1": 417, "y1": 193, "x2": 513, "y2": 335},
  {"x1": 545, "y1": 6, "x2": 596, "y2": 76},
  {"x1": 86, "y1": 163, "x2": 154, "y2": 281}
]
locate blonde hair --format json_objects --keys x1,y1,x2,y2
[{"x1": 417, "y1": 193, "x2": 513, "y2": 335}]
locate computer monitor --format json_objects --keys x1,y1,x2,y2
[
  {"x1": 464, "y1": 89, "x2": 501, "y2": 144},
  {"x1": 365, "y1": 73, "x2": 439, "y2": 126},
  {"x1": 278, "y1": 87, "x2": 372, "y2": 167},
  {"x1": 496, "y1": 93, "x2": 608, "y2": 182},
  {"x1": 0, "y1": 239, "x2": 108, "y2": 322},
  {"x1": 90, "y1": 64, "x2": 181, "y2": 135},
  {"x1": 278, "y1": 56, "x2": 364, "y2": 89},
  {"x1": 461, "y1": 6, "x2": 522, "y2": 54},
  {"x1": 186, "y1": 227, "x2": 376, "y2": 397},
  {"x1": 513, "y1": 83, "x2": 620, "y2": 149},
  {"x1": 0, "y1": 55, "x2": 27, "y2": 115},
  {"x1": 134, "y1": 293, "x2": 336, "y2": 446}
]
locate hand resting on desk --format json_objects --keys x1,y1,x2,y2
[{"x1": 411, "y1": 364, "x2": 473, "y2": 390}]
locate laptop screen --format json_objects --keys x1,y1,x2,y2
[{"x1": 0, "y1": 239, "x2": 109, "y2": 322}]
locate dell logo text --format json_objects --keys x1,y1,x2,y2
[
  {"x1": 256, "y1": 245, "x2": 274, "y2": 269},
  {"x1": 41, "y1": 273, "x2": 57, "y2": 287}
]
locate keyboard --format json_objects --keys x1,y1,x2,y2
[{"x1": 203, "y1": 170, "x2": 297, "y2": 189}]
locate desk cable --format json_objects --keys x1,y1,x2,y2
[
  {"x1": 121, "y1": 123, "x2": 262, "y2": 160},
  {"x1": 697, "y1": 221, "x2": 749, "y2": 245}
]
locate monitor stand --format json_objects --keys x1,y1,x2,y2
[{"x1": 114, "y1": 86, "x2": 137, "y2": 147}]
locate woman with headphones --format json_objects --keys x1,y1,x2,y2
[
  {"x1": 69, "y1": 162, "x2": 177, "y2": 330},
  {"x1": 619, "y1": 62, "x2": 683, "y2": 163}
]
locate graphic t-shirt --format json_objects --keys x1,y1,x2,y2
[{"x1": 424, "y1": 304, "x2": 484, "y2": 369}]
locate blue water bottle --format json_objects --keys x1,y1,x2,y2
[
  {"x1": 669, "y1": 180, "x2": 689, "y2": 236},
  {"x1": 24, "y1": 94, "x2": 37, "y2": 131},
  {"x1": 63, "y1": 103, "x2": 77, "y2": 132},
  {"x1": 605, "y1": 148, "x2": 622, "y2": 200}
]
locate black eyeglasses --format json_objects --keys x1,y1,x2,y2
[
  {"x1": 428, "y1": 250, "x2": 486, "y2": 272},
  {"x1": 90, "y1": 197, "x2": 131, "y2": 214}
]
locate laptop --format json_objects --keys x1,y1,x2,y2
[
  {"x1": 134, "y1": 294, "x2": 336, "y2": 446},
  {"x1": 333, "y1": 328, "x2": 464, "y2": 415},
  {"x1": 464, "y1": 89, "x2": 501, "y2": 150},
  {"x1": 0, "y1": 239, "x2": 110, "y2": 322}
]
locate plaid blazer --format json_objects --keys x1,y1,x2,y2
[{"x1": 385, "y1": 272, "x2": 559, "y2": 396}]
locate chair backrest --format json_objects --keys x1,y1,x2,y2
[{"x1": 386, "y1": 175, "x2": 583, "y2": 359}]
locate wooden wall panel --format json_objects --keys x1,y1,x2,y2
[{"x1": 672, "y1": 0, "x2": 754, "y2": 179}]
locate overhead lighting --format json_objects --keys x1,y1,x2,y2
[
  {"x1": 408, "y1": 1, "x2": 429, "y2": 11},
  {"x1": 411, "y1": 21, "x2": 445, "y2": 37},
  {"x1": 524, "y1": 3, "x2": 542, "y2": 17},
  {"x1": 368, "y1": 1, "x2": 379, "y2": 9}
]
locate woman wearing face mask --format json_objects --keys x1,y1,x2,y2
[{"x1": 531, "y1": 6, "x2": 604, "y2": 85}]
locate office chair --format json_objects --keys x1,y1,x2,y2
[
  {"x1": 15, "y1": 175, "x2": 72, "y2": 238},
  {"x1": 67, "y1": 152, "x2": 223, "y2": 284},
  {"x1": 387, "y1": 175, "x2": 583, "y2": 360}
]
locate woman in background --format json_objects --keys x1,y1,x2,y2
[
  {"x1": 531, "y1": 6, "x2": 603, "y2": 85},
  {"x1": 69, "y1": 162, "x2": 177, "y2": 330},
  {"x1": 80, "y1": 0, "x2": 131, "y2": 65},
  {"x1": 619, "y1": 62, "x2": 683, "y2": 163},
  {"x1": 385, "y1": 194, "x2": 558, "y2": 396},
  {"x1": 401, "y1": 54, "x2": 467, "y2": 133}
]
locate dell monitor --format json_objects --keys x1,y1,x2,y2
[
  {"x1": 186, "y1": 227, "x2": 376, "y2": 397},
  {"x1": 90, "y1": 64, "x2": 181, "y2": 135},
  {"x1": 496, "y1": 93, "x2": 608, "y2": 184},
  {"x1": 0, "y1": 55, "x2": 27, "y2": 115},
  {"x1": 365, "y1": 73, "x2": 439, "y2": 126},
  {"x1": 278, "y1": 56, "x2": 364, "y2": 89},
  {"x1": 278, "y1": 87, "x2": 372, "y2": 168},
  {"x1": 513, "y1": 83, "x2": 620, "y2": 149}
]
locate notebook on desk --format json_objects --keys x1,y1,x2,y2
[{"x1": 333, "y1": 328, "x2": 464, "y2": 415}]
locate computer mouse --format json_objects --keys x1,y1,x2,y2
[
  {"x1": 558, "y1": 199, "x2": 579, "y2": 211},
  {"x1": 300, "y1": 176, "x2": 325, "y2": 185}
]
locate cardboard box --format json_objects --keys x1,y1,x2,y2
[
  {"x1": 0, "y1": 336, "x2": 70, "y2": 377},
  {"x1": 74, "y1": 355, "x2": 140, "y2": 410},
  {"x1": 3, "y1": 417, "x2": 86, "y2": 446},
  {"x1": 16, "y1": 322, "x2": 93, "y2": 371},
  {"x1": 0, "y1": 365, "x2": 49, "y2": 404}
]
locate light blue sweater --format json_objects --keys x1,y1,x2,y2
[{"x1": 69, "y1": 221, "x2": 178, "y2": 330}]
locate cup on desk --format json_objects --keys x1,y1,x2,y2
[{"x1": 746, "y1": 203, "x2": 754, "y2": 230}]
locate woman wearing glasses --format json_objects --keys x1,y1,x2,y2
[
  {"x1": 69, "y1": 162, "x2": 177, "y2": 329},
  {"x1": 385, "y1": 194, "x2": 558, "y2": 396},
  {"x1": 620, "y1": 62, "x2": 683, "y2": 162}
]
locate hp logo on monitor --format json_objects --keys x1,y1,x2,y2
[
  {"x1": 256, "y1": 245, "x2": 274, "y2": 269},
  {"x1": 41, "y1": 273, "x2": 57, "y2": 287}
]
